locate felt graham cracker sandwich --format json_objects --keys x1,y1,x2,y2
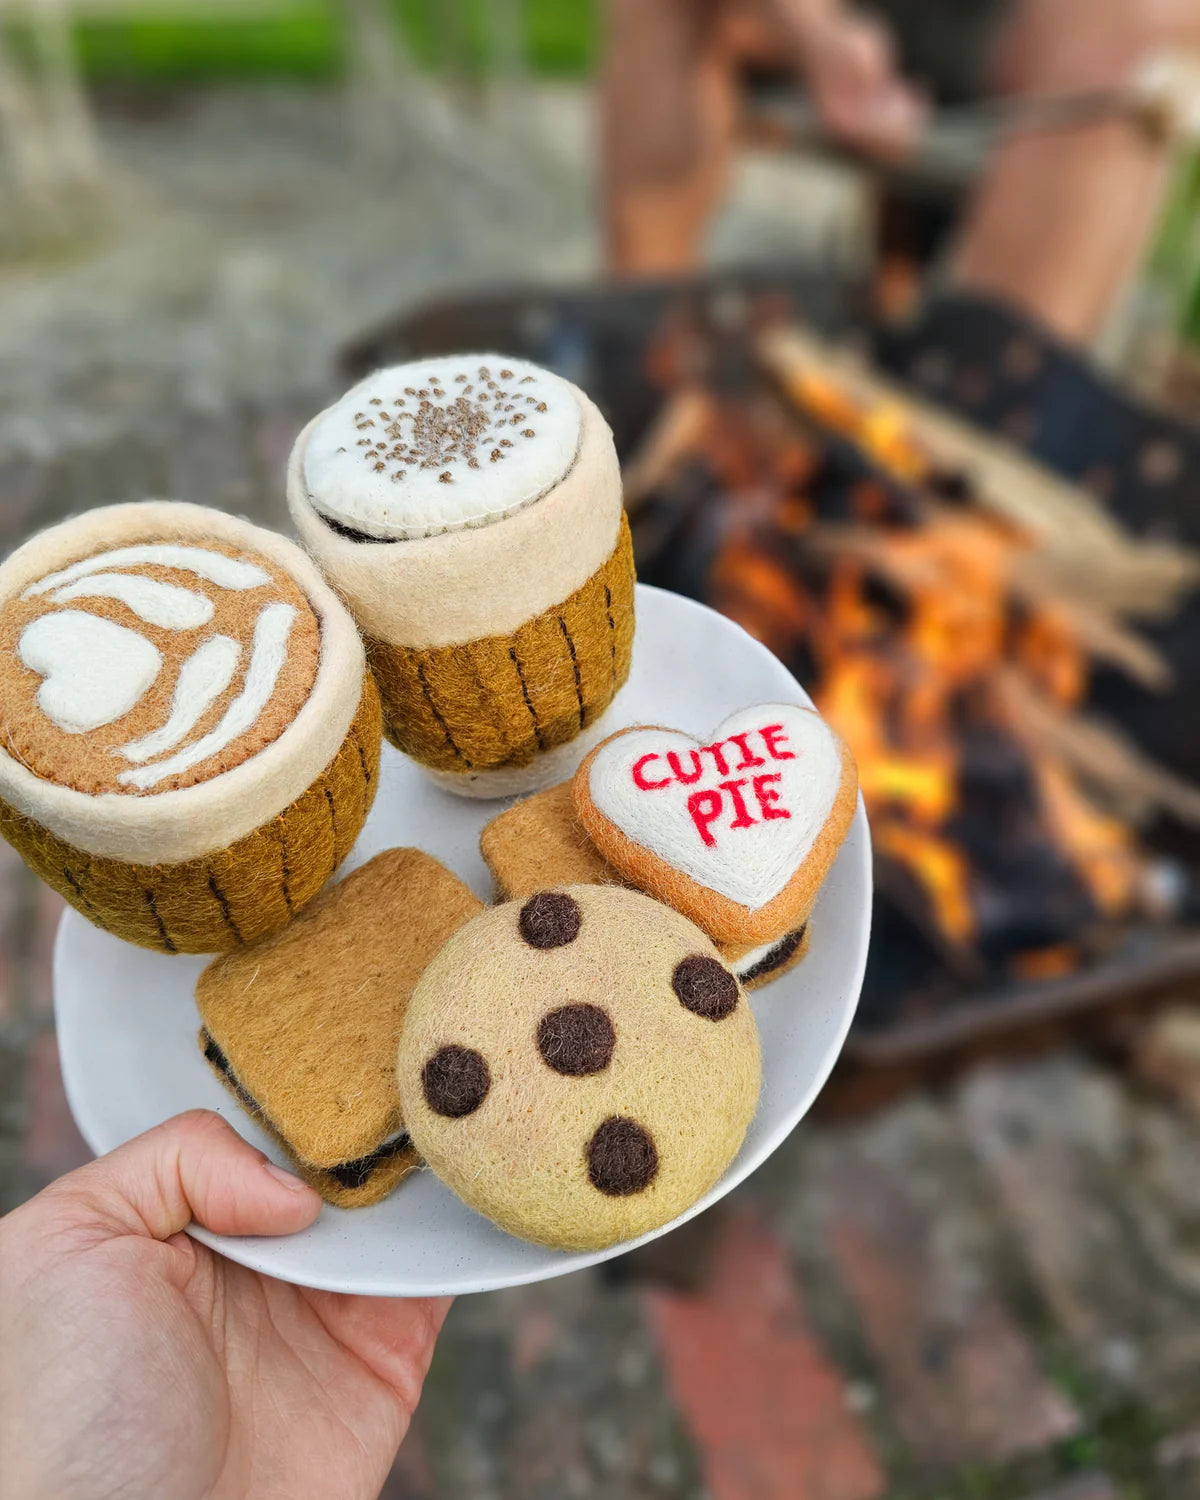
[
  {"x1": 574, "y1": 706, "x2": 857, "y2": 956},
  {"x1": 198, "y1": 847, "x2": 483, "y2": 1206},
  {"x1": 0, "y1": 501, "x2": 380, "y2": 954},
  {"x1": 480, "y1": 782, "x2": 812, "y2": 987},
  {"x1": 398, "y1": 886, "x2": 761, "y2": 1250},
  {"x1": 287, "y1": 355, "x2": 635, "y2": 798}
]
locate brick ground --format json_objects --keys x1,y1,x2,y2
[
  {"x1": 7, "y1": 857, "x2": 1198, "y2": 1500},
  {"x1": 2, "y1": 82, "x2": 1199, "y2": 1500}
]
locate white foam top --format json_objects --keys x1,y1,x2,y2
[{"x1": 301, "y1": 355, "x2": 583, "y2": 541}]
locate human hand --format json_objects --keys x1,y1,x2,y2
[
  {"x1": 0, "y1": 1110, "x2": 449, "y2": 1500},
  {"x1": 774, "y1": 1, "x2": 928, "y2": 156}
]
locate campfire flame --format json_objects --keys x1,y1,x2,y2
[{"x1": 636, "y1": 319, "x2": 1197, "y2": 978}]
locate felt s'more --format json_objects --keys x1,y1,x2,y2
[
  {"x1": 198, "y1": 847, "x2": 483, "y2": 1207},
  {"x1": 575, "y1": 705, "x2": 858, "y2": 950},
  {"x1": 287, "y1": 355, "x2": 635, "y2": 797},
  {"x1": 0, "y1": 502, "x2": 380, "y2": 954},
  {"x1": 480, "y1": 781, "x2": 811, "y2": 988},
  {"x1": 398, "y1": 886, "x2": 761, "y2": 1250}
]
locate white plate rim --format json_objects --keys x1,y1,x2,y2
[{"x1": 55, "y1": 584, "x2": 872, "y2": 1296}]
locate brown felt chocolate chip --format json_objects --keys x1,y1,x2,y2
[
  {"x1": 518, "y1": 891, "x2": 582, "y2": 949},
  {"x1": 672, "y1": 955, "x2": 739, "y2": 1021},
  {"x1": 587, "y1": 1116, "x2": 659, "y2": 1196},
  {"x1": 422, "y1": 1045, "x2": 491, "y2": 1118},
  {"x1": 537, "y1": 1003, "x2": 615, "y2": 1076}
]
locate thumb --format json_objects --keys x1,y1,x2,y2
[{"x1": 47, "y1": 1109, "x2": 322, "y2": 1241}]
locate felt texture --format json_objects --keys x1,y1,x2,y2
[
  {"x1": 118, "y1": 635, "x2": 241, "y2": 765},
  {"x1": 0, "y1": 673, "x2": 381, "y2": 954},
  {"x1": 518, "y1": 889, "x2": 583, "y2": 948},
  {"x1": 731, "y1": 924, "x2": 811, "y2": 983},
  {"x1": 288, "y1": 382, "x2": 625, "y2": 650},
  {"x1": 17, "y1": 611, "x2": 163, "y2": 733},
  {"x1": 301, "y1": 357, "x2": 583, "y2": 540},
  {"x1": 26, "y1": 542, "x2": 271, "y2": 594},
  {"x1": 201, "y1": 1033, "x2": 419, "y2": 1208},
  {"x1": 419, "y1": 711, "x2": 619, "y2": 801},
  {"x1": 197, "y1": 846, "x2": 482, "y2": 1202},
  {"x1": 574, "y1": 709, "x2": 859, "y2": 945},
  {"x1": 397, "y1": 885, "x2": 761, "y2": 1251},
  {"x1": 537, "y1": 1003, "x2": 616, "y2": 1076},
  {"x1": 0, "y1": 540, "x2": 319, "y2": 797},
  {"x1": 117, "y1": 602, "x2": 298, "y2": 791},
  {"x1": 367, "y1": 513, "x2": 635, "y2": 775},
  {"x1": 47, "y1": 572, "x2": 216, "y2": 628},
  {"x1": 0, "y1": 503, "x2": 364, "y2": 865},
  {"x1": 479, "y1": 781, "x2": 811, "y2": 989},
  {"x1": 582, "y1": 708, "x2": 845, "y2": 907}
]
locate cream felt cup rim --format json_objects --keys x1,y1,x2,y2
[
  {"x1": 287, "y1": 379, "x2": 625, "y2": 650},
  {"x1": 0, "y1": 501, "x2": 365, "y2": 865}
]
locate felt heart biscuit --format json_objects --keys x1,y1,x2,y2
[
  {"x1": 574, "y1": 704, "x2": 857, "y2": 945},
  {"x1": 479, "y1": 781, "x2": 812, "y2": 990}
]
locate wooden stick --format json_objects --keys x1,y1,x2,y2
[
  {"x1": 804, "y1": 522, "x2": 1172, "y2": 690},
  {"x1": 996, "y1": 669, "x2": 1200, "y2": 827},
  {"x1": 622, "y1": 386, "x2": 717, "y2": 510},
  {"x1": 759, "y1": 326, "x2": 1200, "y2": 613}
]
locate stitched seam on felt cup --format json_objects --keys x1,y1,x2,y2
[
  {"x1": 573, "y1": 716, "x2": 858, "y2": 946},
  {"x1": 0, "y1": 502, "x2": 366, "y2": 865},
  {"x1": 368, "y1": 516, "x2": 635, "y2": 772},
  {"x1": 0, "y1": 674, "x2": 381, "y2": 954}
]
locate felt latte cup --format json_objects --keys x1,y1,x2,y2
[
  {"x1": 287, "y1": 354, "x2": 635, "y2": 798},
  {"x1": 0, "y1": 501, "x2": 380, "y2": 954}
]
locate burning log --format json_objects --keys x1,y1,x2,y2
[
  {"x1": 758, "y1": 325, "x2": 1200, "y2": 617},
  {"x1": 995, "y1": 670, "x2": 1200, "y2": 829}
]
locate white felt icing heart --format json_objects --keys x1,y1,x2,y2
[
  {"x1": 18, "y1": 610, "x2": 162, "y2": 734},
  {"x1": 584, "y1": 704, "x2": 845, "y2": 910}
]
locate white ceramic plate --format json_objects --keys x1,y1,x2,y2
[{"x1": 55, "y1": 585, "x2": 871, "y2": 1297}]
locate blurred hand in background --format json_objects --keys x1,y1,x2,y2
[
  {"x1": 602, "y1": 0, "x2": 1200, "y2": 343},
  {"x1": 601, "y1": 0, "x2": 926, "y2": 275}
]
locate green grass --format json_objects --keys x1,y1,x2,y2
[
  {"x1": 1150, "y1": 150, "x2": 1200, "y2": 346},
  {"x1": 12, "y1": 1, "x2": 597, "y2": 84}
]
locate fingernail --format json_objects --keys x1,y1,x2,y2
[{"x1": 264, "y1": 1160, "x2": 311, "y2": 1193}]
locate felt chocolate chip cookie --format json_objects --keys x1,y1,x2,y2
[
  {"x1": 198, "y1": 847, "x2": 482, "y2": 1207},
  {"x1": 480, "y1": 781, "x2": 810, "y2": 988},
  {"x1": 397, "y1": 885, "x2": 761, "y2": 1250},
  {"x1": 573, "y1": 704, "x2": 857, "y2": 947}
]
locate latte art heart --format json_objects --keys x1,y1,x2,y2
[
  {"x1": 18, "y1": 611, "x2": 162, "y2": 734},
  {"x1": 585, "y1": 705, "x2": 845, "y2": 910},
  {"x1": 1, "y1": 541, "x2": 320, "y2": 797}
]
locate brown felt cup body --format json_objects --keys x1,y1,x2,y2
[
  {"x1": 370, "y1": 515, "x2": 635, "y2": 775},
  {"x1": 0, "y1": 675, "x2": 381, "y2": 954}
]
